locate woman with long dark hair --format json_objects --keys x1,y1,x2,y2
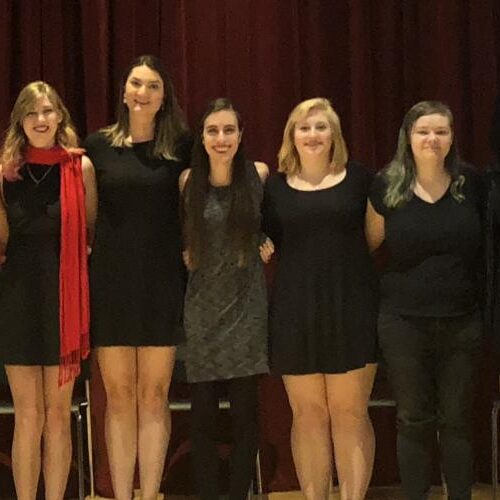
[
  {"x1": 366, "y1": 101, "x2": 483, "y2": 500},
  {"x1": 84, "y1": 55, "x2": 190, "y2": 500},
  {"x1": 180, "y1": 98, "x2": 269, "y2": 500},
  {"x1": 0, "y1": 81, "x2": 96, "y2": 500}
]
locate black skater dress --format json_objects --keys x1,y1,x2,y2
[{"x1": 263, "y1": 161, "x2": 378, "y2": 375}]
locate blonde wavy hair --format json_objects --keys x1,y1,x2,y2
[
  {"x1": 278, "y1": 97, "x2": 348, "y2": 174},
  {"x1": 1, "y1": 81, "x2": 78, "y2": 179}
]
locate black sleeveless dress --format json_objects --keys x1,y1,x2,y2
[
  {"x1": 0, "y1": 164, "x2": 61, "y2": 365},
  {"x1": 84, "y1": 132, "x2": 188, "y2": 346},
  {"x1": 182, "y1": 162, "x2": 268, "y2": 382}
]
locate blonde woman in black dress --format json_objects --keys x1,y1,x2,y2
[
  {"x1": 263, "y1": 98, "x2": 378, "y2": 500},
  {"x1": 0, "y1": 81, "x2": 96, "y2": 500}
]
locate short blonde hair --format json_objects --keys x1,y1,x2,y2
[
  {"x1": 1, "y1": 81, "x2": 78, "y2": 178},
  {"x1": 278, "y1": 98, "x2": 348, "y2": 175}
]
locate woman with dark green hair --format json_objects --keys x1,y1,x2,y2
[{"x1": 366, "y1": 101, "x2": 483, "y2": 500}]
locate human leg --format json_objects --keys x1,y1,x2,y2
[
  {"x1": 325, "y1": 363, "x2": 377, "y2": 500},
  {"x1": 378, "y1": 313, "x2": 437, "y2": 500},
  {"x1": 137, "y1": 346, "x2": 176, "y2": 500},
  {"x1": 5, "y1": 365, "x2": 45, "y2": 500},
  {"x1": 97, "y1": 347, "x2": 137, "y2": 500},
  {"x1": 227, "y1": 376, "x2": 259, "y2": 500},
  {"x1": 436, "y1": 312, "x2": 482, "y2": 500},
  {"x1": 283, "y1": 374, "x2": 331, "y2": 500},
  {"x1": 41, "y1": 366, "x2": 75, "y2": 500},
  {"x1": 190, "y1": 380, "x2": 220, "y2": 500}
]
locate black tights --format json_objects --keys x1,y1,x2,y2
[{"x1": 191, "y1": 376, "x2": 258, "y2": 500}]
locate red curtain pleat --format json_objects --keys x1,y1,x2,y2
[{"x1": 0, "y1": 1, "x2": 499, "y2": 496}]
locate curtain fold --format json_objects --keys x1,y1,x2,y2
[{"x1": 0, "y1": 1, "x2": 499, "y2": 495}]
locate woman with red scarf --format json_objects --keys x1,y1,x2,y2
[{"x1": 0, "y1": 81, "x2": 96, "y2": 500}]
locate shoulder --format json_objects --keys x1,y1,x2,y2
[
  {"x1": 346, "y1": 159, "x2": 375, "y2": 184},
  {"x1": 254, "y1": 161, "x2": 269, "y2": 183},
  {"x1": 179, "y1": 168, "x2": 191, "y2": 192},
  {"x1": 175, "y1": 131, "x2": 193, "y2": 162},
  {"x1": 368, "y1": 168, "x2": 390, "y2": 215},
  {"x1": 83, "y1": 131, "x2": 110, "y2": 153},
  {"x1": 265, "y1": 172, "x2": 285, "y2": 190},
  {"x1": 459, "y1": 163, "x2": 484, "y2": 197}
]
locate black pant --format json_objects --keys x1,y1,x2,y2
[
  {"x1": 378, "y1": 311, "x2": 482, "y2": 500},
  {"x1": 191, "y1": 376, "x2": 258, "y2": 500}
]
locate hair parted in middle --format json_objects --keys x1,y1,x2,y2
[
  {"x1": 101, "y1": 54, "x2": 188, "y2": 160},
  {"x1": 1, "y1": 80, "x2": 79, "y2": 180},
  {"x1": 381, "y1": 100, "x2": 465, "y2": 208},
  {"x1": 183, "y1": 97, "x2": 261, "y2": 269},
  {"x1": 278, "y1": 97, "x2": 348, "y2": 175}
]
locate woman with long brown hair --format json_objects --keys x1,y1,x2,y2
[
  {"x1": 180, "y1": 97, "x2": 269, "y2": 500},
  {"x1": 84, "y1": 55, "x2": 190, "y2": 500}
]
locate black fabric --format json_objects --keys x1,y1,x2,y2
[
  {"x1": 263, "y1": 161, "x2": 378, "y2": 374},
  {"x1": 370, "y1": 167, "x2": 483, "y2": 317},
  {"x1": 378, "y1": 311, "x2": 482, "y2": 500},
  {"x1": 190, "y1": 376, "x2": 258, "y2": 500},
  {"x1": 0, "y1": 165, "x2": 61, "y2": 365},
  {"x1": 485, "y1": 165, "x2": 500, "y2": 349},
  {"x1": 84, "y1": 132, "x2": 188, "y2": 346}
]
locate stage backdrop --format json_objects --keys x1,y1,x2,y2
[{"x1": 1, "y1": 0, "x2": 500, "y2": 497}]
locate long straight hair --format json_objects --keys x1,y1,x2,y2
[
  {"x1": 183, "y1": 98, "x2": 260, "y2": 268},
  {"x1": 382, "y1": 101, "x2": 465, "y2": 208},
  {"x1": 102, "y1": 54, "x2": 187, "y2": 160}
]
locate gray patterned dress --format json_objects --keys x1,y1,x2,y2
[{"x1": 183, "y1": 162, "x2": 268, "y2": 383}]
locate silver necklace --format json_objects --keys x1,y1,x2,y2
[{"x1": 26, "y1": 165, "x2": 54, "y2": 185}]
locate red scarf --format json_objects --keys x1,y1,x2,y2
[{"x1": 25, "y1": 146, "x2": 90, "y2": 385}]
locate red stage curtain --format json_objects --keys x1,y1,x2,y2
[{"x1": 1, "y1": 1, "x2": 500, "y2": 496}]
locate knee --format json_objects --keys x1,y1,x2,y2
[
  {"x1": 329, "y1": 403, "x2": 370, "y2": 432},
  {"x1": 138, "y1": 382, "x2": 168, "y2": 415},
  {"x1": 14, "y1": 404, "x2": 45, "y2": 437},
  {"x1": 105, "y1": 382, "x2": 137, "y2": 414},
  {"x1": 397, "y1": 406, "x2": 436, "y2": 439},
  {"x1": 289, "y1": 399, "x2": 330, "y2": 429},
  {"x1": 44, "y1": 405, "x2": 71, "y2": 437}
]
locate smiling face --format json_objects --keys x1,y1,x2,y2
[
  {"x1": 123, "y1": 64, "x2": 165, "y2": 118},
  {"x1": 410, "y1": 113, "x2": 453, "y2": 165},
  {"x1": 22, "y1": 94, "x2": 62, "y2": 149},
  {"x1": 202, "y1": 109, "x2": 241, "y2": 163},
  {"x1": 293, "y1": 109, "x2": 333, "y2": 162}
]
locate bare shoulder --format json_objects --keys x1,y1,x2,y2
[
  {"x1": 254, "y1": 161, "x2": 269, "y2": 183},
  {"x1": 179, "y1": 168, "x2": 191, "y2": 192}
]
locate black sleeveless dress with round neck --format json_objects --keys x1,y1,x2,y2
[
  {"x1": 84, "y1": 132, "x2": 188, "y2": 346},
  {"x1": 263, "y1": 161, "x2": 378, "y2": 374},
  {"x1": 0, "y1": 164, "x2": 61, "y2": 365}
]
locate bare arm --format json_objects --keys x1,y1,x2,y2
[
  {"x1": 179, "y1": 168, "x2": 191, "y2": 193},
  {"x1": 365, "y1": 200, "x2": 385, "y2": 252},
  {"x1": 81, "y1": 155, "x2": 97, "y2": 250},
  {"x1": 255, "y1": 161, "x2": 269, "y2": 183}
]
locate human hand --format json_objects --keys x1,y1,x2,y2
[{"x1": 259, "y1": 237, "x2": 275, "y2": 263}]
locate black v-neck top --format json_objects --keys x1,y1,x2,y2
[{"x1": 370, "y1": 166, "x2": 483, "y2": 317}]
